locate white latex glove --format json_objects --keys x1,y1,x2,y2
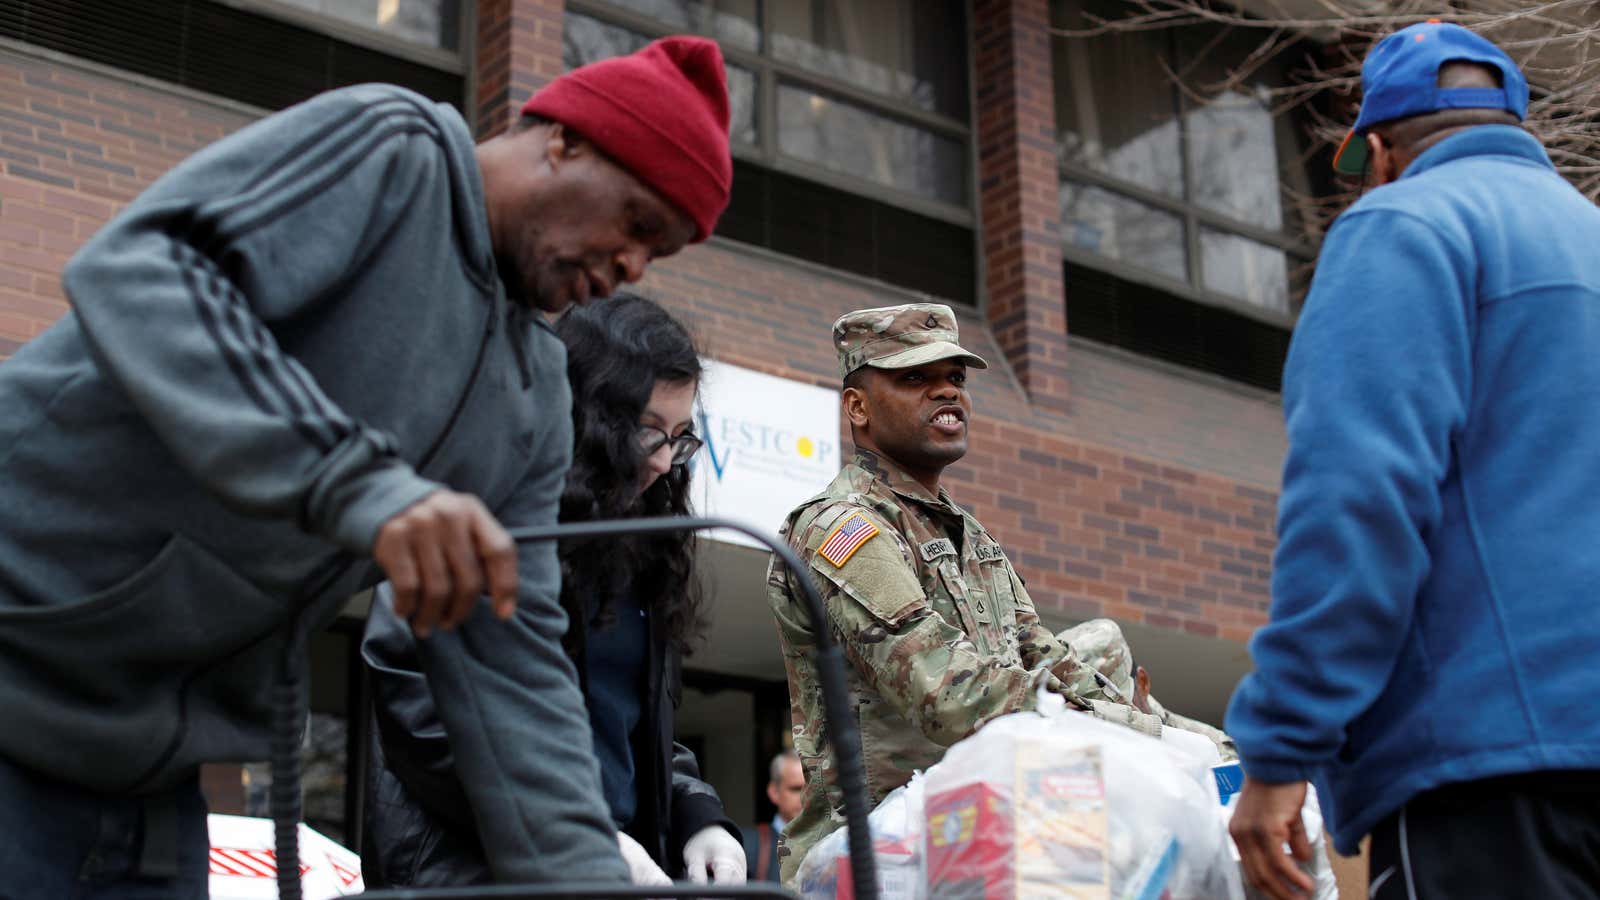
[
  {"x1": 617, "y1": 831, "x2": 672, "y2": 887},
  {"x1": 682, "y1": 825, "x2": 747, "y2": 885}
]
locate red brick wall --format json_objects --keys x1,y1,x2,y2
[
  {"x1": 475, "y1": 0, "x2": 566, "y2": 139},
  {"x1": 0, "y1": 2, "x2": 1281, "y2": 643},
  {"x1": 972, "y1": 0, "x2": 1072, "y2": 416},
  {"x1": 0, "y1": 50, "x2": 255, "y2": 355}
]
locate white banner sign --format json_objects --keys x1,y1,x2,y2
[{"x1": 690, "y1": 359, "x2": 841, "y2": 549}]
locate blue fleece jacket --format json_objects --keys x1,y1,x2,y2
[{"x1": 1226, "y1": 126, "x2": 1600, "y2": 854}]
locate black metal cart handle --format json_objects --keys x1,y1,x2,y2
[
  {"x1": 363, "y1": 883, "x2": 801, "y2": 899},
  {"x1": 339, "y1": 515, "x2": 877, "y2": 900}
]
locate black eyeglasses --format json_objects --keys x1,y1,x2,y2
[{"x1": 636, "y1": 425, "x2": 703, "y2": 466}]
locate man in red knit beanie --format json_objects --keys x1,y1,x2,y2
[
  {"x1": 0, "y1": 20, "x2": 734, "y2": 896},
  {"x1": 476, "y1": 35, "x2": 733, "y2": 311}
]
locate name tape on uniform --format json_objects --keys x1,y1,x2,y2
[
  {"x1": 975, "y1": 544, "x2": 1006, "y2": 562},
  {"x1": 819, "y1": 513, "x2": 880, "y2": 567},
  {"x1": 919, "y1": 539, "x2": 956, "y2": 561}
]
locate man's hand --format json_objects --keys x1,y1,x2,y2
[
  {"x1": 682, "y1": 825, "x2": 746, "y2": 885},
  {"x1": 373, "y1": 491, "x2": 517, "y2": 637},
  {"x1": 1230, "y1": 776, "x2": 1315, "y2": 900}
]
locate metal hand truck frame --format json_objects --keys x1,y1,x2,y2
[{"x1": 269, "y1": 516, "x2": 878, "y2": 900}]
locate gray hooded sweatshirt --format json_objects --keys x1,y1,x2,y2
[{"x1": 0, "y1": 84, "x2": 626, "y2": 885}]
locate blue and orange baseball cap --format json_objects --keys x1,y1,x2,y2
[{"x1": 1332, "y1": 21, "x2": 1528, "y2": 176}]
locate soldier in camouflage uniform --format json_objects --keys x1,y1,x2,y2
[
  {"x1": 1061, "y1": 618, "x2": 1239, "y2": 762},
  {"x1": 765, "y1": 303, "x2": 1161, "y2": 883}
]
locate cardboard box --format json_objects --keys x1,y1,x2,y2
[{"x1": 926, "y1": 781, "x2": 1011, "y2": 900}]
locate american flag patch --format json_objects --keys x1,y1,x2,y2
[{"x1": 818, "y1": 513, "x2": 879, "y2": 567}]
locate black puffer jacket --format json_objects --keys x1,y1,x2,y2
[{"x1": 361, "y1": 584, "x2": 737, "y2": 887}]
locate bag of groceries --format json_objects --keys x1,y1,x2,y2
[
  {"x1": 797, "y1": 773, "x2": 927, "y2": 900},
  {"x1": 921, "y1": 690, "x2": 1243, "y2": 900}
]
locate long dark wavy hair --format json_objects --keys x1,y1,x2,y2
[{"x1": 555, "y1": 292, "x2": 705, "y2": 655}]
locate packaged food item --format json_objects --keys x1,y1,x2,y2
[
  {"x1": 1212, "y1": 763, "x2": 1244, "y2": 805},
  {"x1": 925, "y1": 780, "x2": 1014, "y2": 900},
  {"x1": 1013, "y1": 744, "x2": 1110, "y2": 898}
]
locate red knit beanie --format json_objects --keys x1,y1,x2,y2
[{"x1": 522, "y1": 36, "x2": 732, "y2": 243}]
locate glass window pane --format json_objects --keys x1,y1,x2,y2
[
  {"x1": 777, "y1": 83, "x2": 966, "y2": 206},
  {"x1": 726, "y1": 64, "x2": 758, "y2": 147},
  {"x1": 1179, "y1": 27, "x2": 1282, "y2": 231},
  {"x1": 1180, "y1": 29, "x2": 1315, "y2": 235},
  {"x1": 564, "y1": 13, "x2": 651, "y2": 68},
  {"x1": 1200, "y1": 229, "x2": 1289, "y2": 314},
  {"x1": 1185, "y1": 87, "x2": 1282, "y2": 230},
  {"x1": 1060, "y1": 181, "x2": 1186, "y2": 283},
  {"x1": 270, "y1": 0, "x2": 461, "y2": 51},
  {"x1": 595, "y1": 0, "x2": 760, "y2": 50},
  {"x1": 565, "y1": 13, "x2": 755, "y2": 145},
  {"x1": 706, "y1": 0, "x2": 760, "y2": 51},
  {"x1": 770, "y1": 0, "x2": 967, "y2": 118},
  {"x1": 1051, "y1": 0, "x2": 1183, "y2": 198}
]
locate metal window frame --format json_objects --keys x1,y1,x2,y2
[
  {"x1": 1050, "y1": 8, "x2": 1316, "y2": 328},
  {"x1": 1057, "y1": 165, "x2": 1311, "y2": 328},
  {"x1": 211, "y1": 0, "x2": 470, "y2": 73},
  {"x1": 568, "y1": 0, "x2": 974, "y2": 226},
  {"x1": 962, "y1": 0, "x2": 985, "y2": 314},
  {"x1": 1060, "y1": 242, "x2": 1301, "y2": 329},
  {"x1": 217, "y1": 0, "x2": 477, "y2": 129},
  {"x1": 1060, "y1": 164, "x2": 1315, "y2": 256}
]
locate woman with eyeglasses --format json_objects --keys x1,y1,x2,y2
[{"x1": 360, "y1": 293, "x2": 745, "y2": 889}]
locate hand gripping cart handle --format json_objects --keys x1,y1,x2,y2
[{"x1": 273, "y1": 516, "x2": 878, "y2": 900}]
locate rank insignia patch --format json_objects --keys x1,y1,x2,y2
[{"x1": 819, "y1": 513, "x2": 880, "y2": 567}]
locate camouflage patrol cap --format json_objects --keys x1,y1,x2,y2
[
  {"x1": 1061, "y1": 618, "x2": 1135, "y2": 700},
  {"x1": 832, "y1": 303, "x2": 989, "y2": 382}
]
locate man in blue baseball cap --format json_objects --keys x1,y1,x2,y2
[
  {"x1": 1225, "y1": 21, "x2": 1600, "y2": 900},
  {"x1": 1329, "y1": 19, "x2": 1528, "y2": 178}
]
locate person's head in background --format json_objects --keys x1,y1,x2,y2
[
  {"x1": 555, "y1": 292, "x2": 706, "y2": 652},
  {"x1": 766, "y1": 751, "x2": 804, "y2": 825}
]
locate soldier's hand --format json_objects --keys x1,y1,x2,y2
[
  {"x1": 1230, "y1": 776, "x2": 1314, "y2": 900},
  {"x1": 373, "y1": 490, "x2": 517, "y2": 638}
]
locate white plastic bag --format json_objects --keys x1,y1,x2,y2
[
  {"x1": 797, "y1": 773, "x2": 927, "y2": 900},
  {"x1": 922, "y1": 689, "x2": 1243, "y2": 900},
  {"x1": 1162, "y1": 724, "x2": 1223, "y2": 767}
]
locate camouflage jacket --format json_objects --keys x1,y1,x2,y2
[{"x1": 766, "y1": 450, "x2": 1121, "y2": 882}]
